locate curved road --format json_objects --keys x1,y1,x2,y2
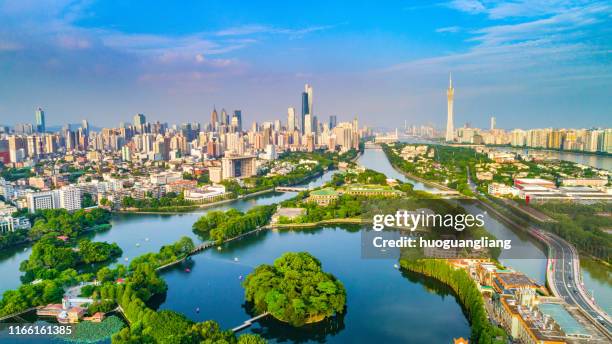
[
  {"x1": 542, "y1": 229, "x2": 612, "y2": 334},
  {"x1": 465, "y1": 167, "x2": 611, "y2": 336}
]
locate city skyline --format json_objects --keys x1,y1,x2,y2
[{"x1": 0, "y1": 1, "x2": 611, "y2": 129}]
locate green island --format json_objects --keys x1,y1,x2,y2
[
  {"x1": 192, "y1": 205, "x2": 276, "y2": 243},
  {"x1": 243, "y1": 252, "x2": 346, "y2": 326},
  {"x1": 19, "y1": 235, "x2": 122, "y2": 283}
]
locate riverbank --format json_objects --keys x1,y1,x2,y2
[{"x1": 115, "y1": 189, "x2": 276, "y2": 214}]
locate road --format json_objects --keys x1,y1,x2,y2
[
  {"x1": 542, "y1": 230, "x2": 612, "y2": 334},
  {"x1": 466, "y1": 167, "x2": 611, "y2": 335}
]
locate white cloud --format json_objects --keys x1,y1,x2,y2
[
  {"x1": 447, "y1": 0, "x2": 486, "y2": 14},
  {"x1": 436, "y1": 26, "x2": 461, "y2": 33}
]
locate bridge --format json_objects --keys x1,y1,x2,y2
[
  {"x1": 0, "y1": 306, "x2": 40, "y2": 322},
  {"x1": 231, "y1": 312, "x2": 270, "y2": 332},
  {"x1": 275, "y1": 186, "x2": 310, "y2": 192}
]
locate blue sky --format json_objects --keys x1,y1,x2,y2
[{"x1": 0, "y1": 0, "x2": 610, "y2": 129}]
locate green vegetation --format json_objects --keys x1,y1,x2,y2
[
  {"x1": 63, "y1": 237, "x2": 268, "y2": 344},
  {"x1": 129, "y1": 236, "x2": 195, "y2": 268},
  {"x1": 192, "y1": 205, "x2": 276, "y2": 243},
  {"x1": 534, "y1": 202, "x2": 611, "y2": 262},
  {"x1": 121, "y1": 192, "x2": 198, "y2": 211},
  {"x1": 19, "y1": 236, "x2": 122, "y2": 283},
  {"x1": 278, "y1": 194, "x2": 366, "y2": 224},
  {"x1": 243, "y1": 252, "x2": 346, "y2": 326},
  {"x1": 400, "y1": 258, "x2": 506, "y2": 344},
  {"x1": 81, "y1": 193, "x2": 96, "y2": 208},
  {"x1": 383, "y1": 143, "x2": 488, "y2": 195},
  {"x1": 0, "y1": 279, "x2": 64, "y2": 317},
  {"x1": 63, "y1": 315, "x2": 125, "y2": 343},
  {"x1": 0, "y1": 268, "x2": 87, "y2": 317},
  {"x1": 0, "y1": 208, "x2": 112, "y2": 250},
  {"x1": 27, "y1": 208, "x2": 112, "y2": 240},
  {"x1": 1, "y1": 167, "x2": 34, "y2": 181}
]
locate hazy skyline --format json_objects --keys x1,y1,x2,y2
[{"x1": 0, "y1": 0, "x2": 611, "y2": 129}]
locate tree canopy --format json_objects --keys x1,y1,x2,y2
[{"x1": 243, "y1": 252, "x2": 346, "y2": 327}]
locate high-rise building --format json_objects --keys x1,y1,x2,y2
[
  {"x1": 211, "y1": 107, "x2": 219, "y2": 131},
  {"x1": 445, "y1": 73, "x2": 455, "y2": 142},
  {"x1": 232, "y1": 110, "x2": 242, "y2": 132},
  {"x1": 82, "y1": 120, "x2": 89, "y2": 135},
  {"x1": 287, "y1": 107, "x2": 296, "y2": 131},
  {"x1": 35, "y1": 107, "x2": 46, "y2": 133},
  {"x1": 133, "y1": 114, "x2": 146, "y2": 134},
  {"x1": 301, "y1": 84, "x2": 313, "y2": 134},
  {"x1": 304, "y1": 114, "x2": 313, "y2": 135},
  {"x1": 490, "y1": 116, "x2": 496, "y2": 130},
  {"x1": 329, "y1": 115, "x2": 337, "y2": 129},
  {"x1": 59, "y1": 186, "x2": 82, "y2": 211}
]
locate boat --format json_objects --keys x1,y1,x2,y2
[
  {"x1": 145, "y1": 238, "x2": 150, "y2": 242},
  {"x1": 393, "y1": 264, "x2": 399, "y2": 269},
  {"x1": 124, "y1": 257, "x2": 129, "y2": 261},
  {"x1": 238, "y1": 275, "x2": 243, "y2": 280},
  {"x1": 196, "y1": 307, "x2": 200, "y2": 313},
  {"x1": 185, "y1": 268, "x2": 191, "y2": 273},
  {"x1": 217, "y1": 246, "x2": 222, "y2": 251},
  {"x1": 136, "y1": 243, "x2": 140, "y2": 247},
  {"x1": 234, "y1": 257, "x2": 239, "y2": 262}
]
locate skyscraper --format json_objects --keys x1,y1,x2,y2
[
  {"x1": 35, "y1": 107, "x2": 45, "y2": 133},
  {"x1": 232, "y1": 110, "x2": 242, "y2": 132},
  {"x1": 133, "y1": 113, "x2": 146, "y2": 127},
  {"x1": 329, "y1": 115, "x2": 337, "y2": 129},
  {"x1": 287, "y1": 107, "x2": 296, "y2": 131},
  {"x1": 301, "y1": 83, "x2": 313, "y2": 134},
  {"x1": 445, "y1": 74, "x2": 455, "y2": 142},
  {"x1": 301, "y1": 91, "x2": 309, "y2": 134},
  {"x1": 490, "y1": 116, "x2": 496, "y2": 131},
  {"x1": 211, "y1": 107, "x2": 219, "y2": 131}
]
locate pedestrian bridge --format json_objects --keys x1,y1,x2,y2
[{"x1": 275, "y1": 186, "x2": 310, "y2": 192}]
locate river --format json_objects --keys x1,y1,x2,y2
[{"x1": 0, "y1": 148, "x2": 609, "y2": 342}]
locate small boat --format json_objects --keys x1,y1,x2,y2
[
  {"x1": 24, "y1": 248, "x2": 28, "y2": 252},
  {"x1": 234, "y1": 257, "x2": 239, "y2": 262},
  {"x1": 145, "y1": 238, "x2": 150, "y2": 242},
  {"x1": 136, "y1": 243, "x2": 140, "y2": 247},
  {"x1": 185, "y1": 268, "x2": 191, "y2": 273},
  {"x1": 238, "y1": 275, "x2": 243, "y2": 280},
  {"x1": 196, "y1": 307, "x2": 200, "y2": 313},
  {"x1": 217, "y1": 246, "x2": 222, "y2": 251},
  {"x1": 393, "y1": 264, "x2": 399, "y2": 269},
  {"x1": 124, "y1": 257, "x2": 129, "y2": 261}
]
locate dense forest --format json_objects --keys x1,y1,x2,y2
[
  {"x1": 535, "y1": 202, "x2": 611, "y2": 262},
  {"x1": 0, "y1": 208, "x2": 112, "y2": 250},
  {"x1": 243, "y1": 252, "x2": 346, "y2": 326},
  {"x1": 192, "y1": 205, "x2": 276, "y2": 243}
]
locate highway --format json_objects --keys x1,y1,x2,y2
[
  {"x1": 542, "y1": 230, "x2": 612, "y2": 334},
  {"x1": 465, "y1": 167, "x2": 611, "y2": 336}
]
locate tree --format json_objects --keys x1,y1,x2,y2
[{"x1": 243, "y1": 252, "x2": 346, "y2": 326}]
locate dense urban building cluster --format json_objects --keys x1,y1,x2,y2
[
  {"x1": 0, "y1": 84, "x2": 368, "y2": 232},
  {"x1": 430, "y1": 74, "x2": 612, "y2": 153}
]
